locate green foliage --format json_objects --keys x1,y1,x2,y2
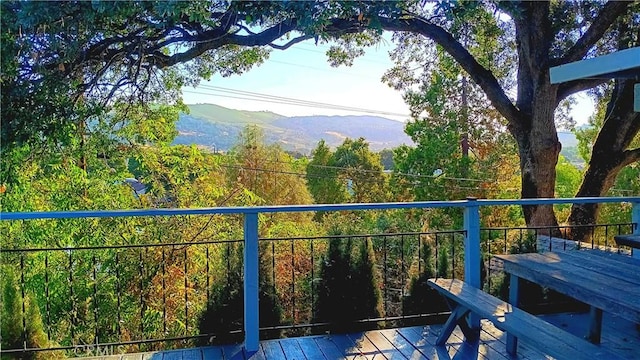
[
  {"x1": 436, "y1": 246, "x2": 449, "y2": 278},
  {"x1": 306, "y1": 140, "x2": 347, "y2": 206},
  {"x1": 378, "y1": 149, "x2": 395, "y2": 171},
  {"x1": 1, "y1": 268, "x2": 23, "y2": 351},
  {"x1": 198, "y1": 243, "x2": 282, "y2": 344},
  {"x1": 2, "y1": 0, "x2": 324, "y2": 151},
  {"x1": 228, "y1": 126, "x2": 313, "y2": 206},
  {"x1": 1, "y1": 268, "x2": 52, "y2": 359},
  {"x1": 314, "y1": 235, "x2": 384, "y2": 332},
  {"x1": 307, "y1": 137, "x2": 387, "y2": 207},
  {"x1": 332, "y1": 138, "x2": 387, "y2": 203},
  {"x1": 554, "y1": 155, "x2": 582, "y2": 217},
  {"x1": 402, "y1": 239, "x2": 448, "y2": 318}
]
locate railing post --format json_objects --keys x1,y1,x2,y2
[
  {"x1": 463, "y1": 197, "x2": 481, "y2": 332},
  {"x1": 243, "y1": 212, "x2": 259, "y2": 352},
  {"x1": 463, "y1": 197, "x2": 481, "y2": 288},
  {"x1": 632, "y1": 201, "x2": 640, "y2": 259}
]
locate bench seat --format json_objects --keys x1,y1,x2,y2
[
  {"x1": 614, "y1": 234, "x2": 640, "y2": 249},
  {"x1": 427, "y1": 278, "x2": 623, "y2": 360}
]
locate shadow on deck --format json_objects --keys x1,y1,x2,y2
[{"x1": 77, "y1": 311, "x2": 640, "y2": 360}]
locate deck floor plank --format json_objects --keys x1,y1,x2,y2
[
  {"x1": 201, "y1": 346, "x2": 224, "y2": 360},
  {"x1": 344, "y1": 332, "x2": 387, "y2": 359},
  {"x1": 446, "y1": 323, "x2": 505, "y2": 360},
  {"x1": 314, "y1": 335, "x2": 348, "y2": 359},
  {"x1": 220, "y1": 344, "x2": 245, "y2": 360},
  {"x1": 161, "y1": 349, "x2": 183, "y2": 360},
  {"x1": 295, "y1": 336, "x2": 327, "y2": 359},
  {"x1": 363, "y1": 330, "x2": 407, "y2": 359},
  {"x1": 277, "y1": 337, "x2": 306, "y2": 360},
  {"x1": 260, "y1": 340, "x2": 284, "y2": 359},
  {"x1": 378, "y1": 329, "x2": 427, "y2": 360},
  {"x1": 181, "y1": 348, "x2": 202, "y2": 360},
  {"x1": 327, "y1": 333, "x2": 364, "y2": 359},
  {"x1": 70, "y1": 315, "x2": 640, "y2": 360},
  {"x1": 395, "y1": 326, "x2": 445, "y2": 359}
]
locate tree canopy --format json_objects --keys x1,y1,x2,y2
[{"x1": 2, "y1": 0, "x2": 638, "y2": 231}]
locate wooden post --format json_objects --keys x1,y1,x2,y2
[
  {"x1": 463, "y1": 197, "x2": 481, "y2": 288},
  {"x1": 463, "y1": 197, "x2": 481, "y2": 332},
  {"x1": 506, "y1": 274, "x2": 520, "y2": 354},
  {"x1": 244, "y1": 212, "x2": 259, "y2": 352},
  {"x1": 633, "y1": 201, "x2": 640, "y2": 259}
]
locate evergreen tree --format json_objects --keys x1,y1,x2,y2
[
  {"x1": 314, "y1": 236, "x2": 384, "y2": 332},
  {"x1": 198, "y1": 243, "x2": 282, "y2": 345},
  {"x1": 402, "y1": 239, "x2": 448, "y2": 321},
  {"x1": 1, "y1": 268, "x2": 51, "y2": 359},
  {"x1": 352, "y1": 238, "x2": 384, "y2": 325}
]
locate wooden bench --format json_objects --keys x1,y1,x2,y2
[
  {"x1": 614, "y1": 234, "x2": 640, "y2": 249},
  {"x1": 427, "y1": 278, "x2": 623, "y2": 360}
]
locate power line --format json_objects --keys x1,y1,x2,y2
[
  {"x1": 222, "y1": 163, "x2": 506, "y2": 194},
  {"x1": 184, "y1": 85, "x2": 411, "y2": 118},
  {"x1": 224, "y1": 156, "x2": 495, "y2": 183},
  {"x1": 265, "y1": 59, "x2": 369, "y2": 78}
]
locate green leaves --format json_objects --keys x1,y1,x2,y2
[{"x1": 307, "y1": 138, "x2": 386, "y2": 205}]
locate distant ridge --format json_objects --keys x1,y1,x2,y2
[
  {"x1": 175, "y1": 104, "x2": 413, "y2": 153},
  {"x1": 175, "y1": 103, "x2": 579, "y2": 156}
]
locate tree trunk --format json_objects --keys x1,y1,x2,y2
[
  {"x1": 515, "y1": 89, "x2": 563, "y2": 234},
  {"x1": 567, "y1": 79, "x2": 640, "y2": 241},
  {"x1": 511, "y1": 3, "x2": 561, "y2": 234}
]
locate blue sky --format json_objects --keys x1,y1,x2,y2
[{"x1": 182, "y1": 38, "x2": 594, "y2": 126}]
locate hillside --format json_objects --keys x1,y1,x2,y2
[
  {"x1": 175, "y1": 104, "x2": 413, "y2": 153},
  {"x1": 175, "y1": 104, "x2": 580, "y2": 158}
]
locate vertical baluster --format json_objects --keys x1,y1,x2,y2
[
  {"x1": 69, "y1": 251, "x2": 75, "y2": 341},
  {"x1": 139, "y1": 249, "x2": 144, "y2": 340},
  {"x1": 503, "y1": 229, "x2": 510, "y2": 254},
  {"x1": 20, "y1": 253, "x2": 26, "y2": 350},
  {"x1": 451, "y1": 233, "x2": 456, "y2": 279},
  {"x1": 92, "y1": 254, "x2": 98, "y2": 345},
  {"x1": 162, "y1": 248, "x2": 167, "y2": 336},
  {"x1": 485, "y1": 230, "x2": 491, "y2": 290},
  {"x1": 206, "y1": 245, "x2": 210, "y2": 304},
  {"x1": 45, "y1": 253, "x2": 51, "y2": 341},
  {"x1": 184, "y1": 246, "x2": 188, "y2": 335},
  {"x1": 310, "y1": 240, "x2": 315, "y2": 317},
  {"x1": 226, "y1": 243, "x2": 231, "y2": 289},
  {"x1": 400, "y1": 234, "x2": 405, "y2": 298},
  {"x1": 272, "y1": 241, "x2": 276, "y2": 297},
  {"x1": 417, "y1": 233, "x2": 421, "y2": 274},
  {"x1": 383, "y1": 235, "x2": 387, "y2": 315},
  {"x1": 291, "y1": 239, "x2": 295, "y2": 322},
  {"x1": 115, "y1": 251, "x2": 121, "y2": 340},
  {"x1": 631, "y1": 201, "x2": 640, "y2": 259}
]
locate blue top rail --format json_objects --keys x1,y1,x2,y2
[{"x1": 1, "y1": 197, "x2": 639, "y2": 220}]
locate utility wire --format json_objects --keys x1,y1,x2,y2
[
  {"x1": 223, "y1": 163, "x2": 508, "y2": 193},
  {"x1": 184, "y1": 85, "x2": 410, "y2": 118},
  {"x1": 223, "y1": 158, "x2": 494, "y2": 183}
]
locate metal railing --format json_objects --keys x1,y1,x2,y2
[{"x1": 1, "y1": 197, "x2": 639, "y2": 356}]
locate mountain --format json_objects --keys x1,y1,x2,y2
[
  {"x1": 558, "y1": 131, "x2": 578, "y2": 148},
  {"x1": 175, "y1": 104, "x2": 413, "y2": 153},
  {"x1": 175, "y1": 104, "x2": 580, "y2": 155}
]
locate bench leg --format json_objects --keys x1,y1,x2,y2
[
  {"x1": 459, "y1": 313, "x2": 480, "y2": 342},
  {"x1": 506, "y1": 274, "x2": 520, "y2": 355},
  {"x1": 436, "y1": 305, "x2": 470, "y2": 346},
  {"x1": 588, "y1": 306, "x2": 603, "y2": 344}
]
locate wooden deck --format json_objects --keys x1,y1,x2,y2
[{"x1": 77, "y1": 311, "x2": 640, "y2": 360}]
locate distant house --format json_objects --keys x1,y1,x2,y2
[{"x1": 124, "y1": 178, "x2": 147, "y2": 197}]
